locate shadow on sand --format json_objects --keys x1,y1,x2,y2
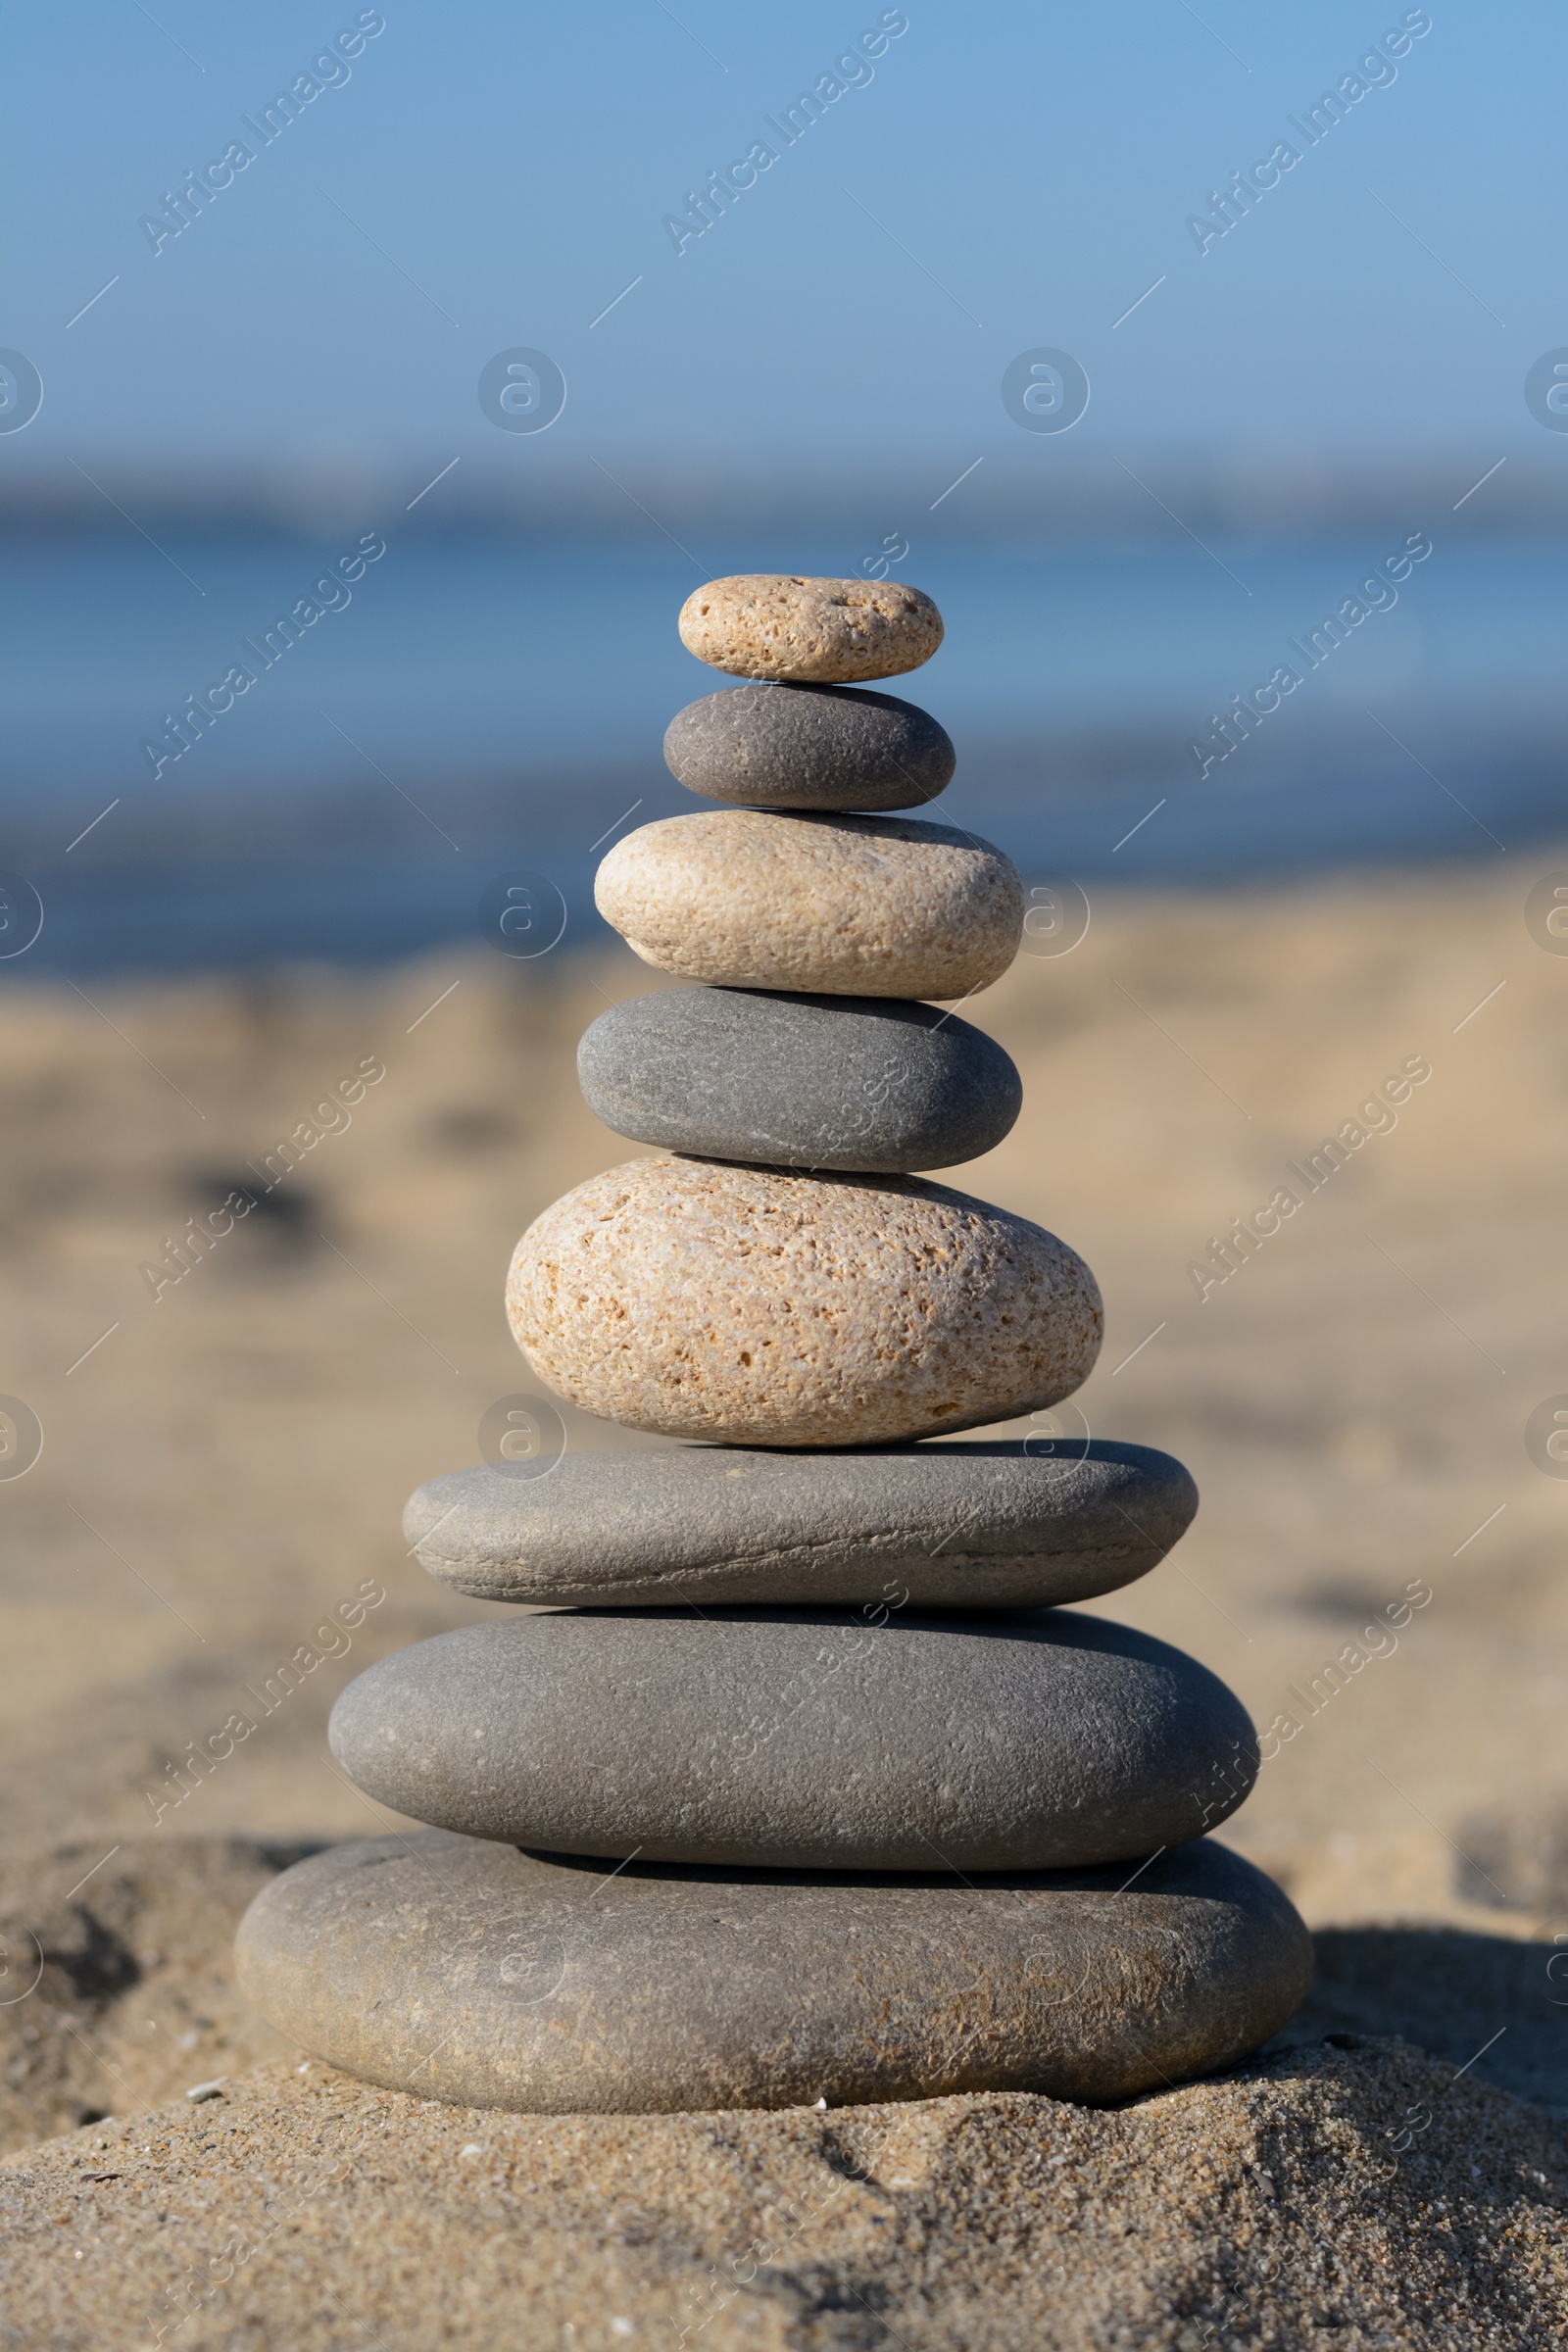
[{"x1": 1264, "y1": 1925, "x2": 1568, "y2": 2112}]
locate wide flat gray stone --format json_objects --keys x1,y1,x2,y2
[
  {"x1": 577, "y1": 988, "x2": 1021, "y2": 1172},
  {"x1": 235, "y1": 1829, "x2": 1311, "y2": 2113},
  {"x1": 406, "y1": 1440, "x2": 1198, "y2": 1609},
  {"x1": 663, "y1": 681, "x2": 955, "y2": 809},
  {"x1": 329, "y1": 1608, "x2": 1255, "y2": 1870}
]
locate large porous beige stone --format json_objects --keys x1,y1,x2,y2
[
  {"x1": 506, "y1": 1157, "x2": 1102, "y2": 1447},
  {"x1": 595, "y1": 810, "x2": 1023, "y2": 999},
  {"x1": 677, "y1": 574, "x2": 944, "y2": 681}
]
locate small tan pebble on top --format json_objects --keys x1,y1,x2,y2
[
  {"x1": 594, "y1": 809, "x2": 1023, "y2": 999},
  {"x1": 678, "y1": 575, "x2": 944, "y2": 682},
  {"x1": 506, "y1": 1156, "x2": 1102, "y2": 1447}
]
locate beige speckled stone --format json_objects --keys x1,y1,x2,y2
[
  {"x1": 506, "y1": 1158, "x2": 1102, "y2": 1447},
  {"x1": 678, "y1": 574, "x2": 944, "y2": 682},
  {"x1": 595, "y1": 811, "x2": 1023, "y2": 999}
]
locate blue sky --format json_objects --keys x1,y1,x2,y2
[{"x1": 0, "y1": 1, "x2": 1553, "y2": 487}]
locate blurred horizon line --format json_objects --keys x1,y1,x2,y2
[{"x1": 1, "y1": 447, "x2": 1555, "y2": 541}]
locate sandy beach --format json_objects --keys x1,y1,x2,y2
[{"x1": 4, "y1": 856, "x2": 1567, "y2": 2339}]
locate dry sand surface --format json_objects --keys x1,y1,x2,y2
[
  {"x1": 3, "y1": 858, "x2": 1568, "y2": 2342},
  {"x1": 5, "y1": 2034, "x2": 1568, "y2": 2350}
]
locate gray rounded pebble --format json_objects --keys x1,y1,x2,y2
[
  {"x1": 663, "y1": 683, "x2": 956, "y2": 811},
  {"x1": 405, "y1": 1439, "x2": 1199, "y2": 1610},
  {"x1": 329, "y1": 1608, "x2": 1256, "y2": 1871},
  {"x1": 578, "y1": 988, "x2": 1021, "y2": 1172},
  {"x1": 234, "y1": 1829, "x2": 1312, "y2": 2113}
]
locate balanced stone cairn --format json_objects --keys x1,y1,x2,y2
[{"x1": 237, "y1": 575, "x2": 1311, "y2": 2115}]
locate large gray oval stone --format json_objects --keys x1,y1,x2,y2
[
  {"x1": 663, "y1": 683, "x2": 956, "y2": 811},
  {"x1": 577, "y1": 989, "x2": 1021, "y2": 1172},
  {"x1": 405, "y1": 1440, "x2": 1199, "y2": 1610},
  {"x1": 234, "y1": 1829, "x2": 1312, "y2": 2113},
  {"x1": 328, "y1": 1609, "x2": 1256, "y2": 1870}
]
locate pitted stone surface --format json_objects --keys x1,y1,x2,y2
[
  {"x1": 235, "y1": 1831, "x2": 1311, "y2": 2112},
  {"x1": 506, "y1": 1157, "x2": 1102, "y2": 1447},
  {"x1": 595, "y1": 810, "x2": 1023, "y2": 1000},
  {"x1": 329, "y1": 1607, "x2": 1257, "y2": 1870},
  {"x1": 577, "y1": 988, "x2": 1021, "y2": 1172},
  {"x1": 405, "y1": 1440, "x2": 1198, "y2": 1610},
  {"x1": 663, "y1": 682, "x2": 955, "y2": 810},
  {"x1": 677, "y1": 575, "x2": 943, "y2": 683}
]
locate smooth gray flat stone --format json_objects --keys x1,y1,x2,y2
[
  {"x1": 405, "y1": 1440, "x2": 1198, "y2": 1609},
  {"x1": 663, "y1": 681, "x2": 955, "y2": 810},
  {"x1": 235, "y1": 1829, "x2": 1311, "y2": 2113},
  {"x1": 329, "y1": 1608, "x2": 1256, "y2": 1870},
  {"x1": 577, "y1": 988, "x2": 1022, "y2": 1172}
]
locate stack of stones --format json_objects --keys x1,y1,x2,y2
[{"x1": 237, "y1": 575, "x2": 1311, "y2": 2117}]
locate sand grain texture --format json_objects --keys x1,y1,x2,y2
[{"x1": 4, "y1": 2038, "x2": 1566, "y2": 2349}]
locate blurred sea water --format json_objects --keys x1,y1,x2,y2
[{"x1": 2, "y1": 527, "x2": 1562, "y2": 974}]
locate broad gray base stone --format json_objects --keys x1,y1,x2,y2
[
  {"x1": 405, "y1": 1440, "x2": 1199, "y2": 1609},
  {"x1": 578, "y1": 987, "x2": 1021, "y2": 1172},
  {"x1": 328, "y1": 1608, "x2": 1256, "y2": 1868},
  {"x1": 234, "y1": 1830, "x2": 1312, "y2": 2113},
  {"x1": 663, "y1": 681, "x2": 956, "y2": 810}
]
